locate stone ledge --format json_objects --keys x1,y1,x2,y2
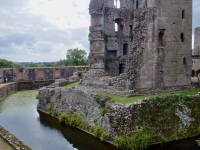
[{"x1": 0, "y1": 126, "x2": 31, "y2": 150}]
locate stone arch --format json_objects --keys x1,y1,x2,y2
[{"x1": 114, "y1": 18, "x2": 124, "y2": 34}]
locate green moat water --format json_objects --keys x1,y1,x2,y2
[
  {"x1": 0, "y1": 90, "x2": 117, "y2": 150},
  {"x1": 0, "y1": 90, "x2": 200, "y2": 150}
]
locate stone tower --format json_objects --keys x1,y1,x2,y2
[
  {"x1": 88, "y1": 0, "x2": 192, "y2": 90},
  {"x1": 194, "y1": 27, "x2": 200, "y2": 55}
]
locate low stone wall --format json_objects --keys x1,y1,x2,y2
[
  {"x1": 0, "y1": 83, "x2": 18, "y2": 101},
  {"x1": 37, "y1": 86, "x2": 200, "y2": 145},
  {"x1": 0, "y1": 69, "x2": 3, "y2": 83},
  {"x1": 17, "y1": 80, "x2": 55, "y2": 90},
  {"x1": 0, "y1": 126, "x2": 31, "y2": 150},
  {"x1": 3, "y1": 67, "x2": 88, "y2": 83}
]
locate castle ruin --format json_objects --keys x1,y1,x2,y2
[
  {"x1": 194, "y1": 27, "x2": 200, "y2": 55},
  {"x1": 84, "y1": 0, "x2": 192, "y2": 91}
]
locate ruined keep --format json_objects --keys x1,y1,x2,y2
[
  {"x1": 194, "y1": 27, "x2": 200, "y2": 55},
  {"x1": 87, "y1": 0, "x2": 192, "y2": 90}
]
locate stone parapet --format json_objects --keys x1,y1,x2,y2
[
  {"x1": 0, "y1": 69, "x2": 3, "y2": 83},
  {"x1": 3, "y1": 67, "x2": 88, "y2": 82},
  {"x1": 0, "y1": 83, "x2": 17, "y2": 101}
]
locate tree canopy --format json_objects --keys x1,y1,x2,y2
[
  {"x1": 66, "y1": 48, "x2": 88, "y2": 66},
  {"x1": 0, "y1": 59, "x2": 14, "y2": 68}
]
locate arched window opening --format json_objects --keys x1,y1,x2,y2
[
  {"x1": 115, "y1": 18, "x2": 124, "y2": 34},
  {"x1": 180, "y1": 33, "x2": 184, "y2": 42},
  {"x1": 192, "y1": 69, "x2": 195, "y2": 77},
  {"x1": 117, "y1": 0, "x2": 120, "y2": 8},
  {"x1": 123, "y1": 43, "x2": 128, "y2": 55},
  {"x1": 136, "y1": 0, "x2": 139, "y2": 8},
  {"x1": 119, "y1": 25, "x2": 123, "y2": 34},
  {"x1": 158, "y1": 30, "x2": 165, "y2": 47},
  {"x1": 115, "y1": 23, "x2": 118, "y2": 32},
  {"x1": 183, "y1": 57, "x2": 186, "y2": 65},
  {"x1": 182, "y1": 9, "x2": 185, "y2": 19},
  {"x1": 114, "y1": 0, "x2": 120, "y2": 8},
  {"x1": 114, "y1": 0, "x2": 117, "y2": 7}
]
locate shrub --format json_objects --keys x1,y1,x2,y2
[
  {"x1": 92, "y1": 126, "x2": 110, "y2": 141},
  {"x1": 59, "y1": 113, "x2": 110, "y2": 141},
  {"x1": 100, "y1": 108, "x2": 106, "y2": 116},
  {"x1": 36, "y1": 94, "x2": 39, "y2": 99},
  {"x1": 114, "y1": 126, "x2": 152, "y2": 150}
]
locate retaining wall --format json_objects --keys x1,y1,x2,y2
[
  {"x1": 0, "y1": 83, "x2": 18, "y2": 101},
  {"x1": 0, "y1": 69, "x2": 3, "y2": 83},
  {"x1": 37, "y1": 86, "x2": 200, "y2": 144},
  {"x1": 2, "y1": 67, "x2": 88, "y2": 83}
]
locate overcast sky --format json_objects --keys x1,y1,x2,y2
[{"x1": 0, "y1": 0, "x2": 200, "y2": 62}]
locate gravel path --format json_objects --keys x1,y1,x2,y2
[
  {"x1": 0, "y1": 138, "x2": 14, "y2": 150},
  {"x1": 0, "y1": 82, "x2": 16, "y2": 89}
]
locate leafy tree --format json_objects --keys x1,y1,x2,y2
[
  {"x1": 66, "y1": 48, "x2": 88, "y2": 66},
  {"x1": 0, "y1": 59, "x2": 14, "y2": 68},
  {"x1": 55, "y1": 59, "x2": 67, "y2": 67}
]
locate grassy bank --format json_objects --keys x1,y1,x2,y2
[
  {"x1": 63, "y1": 82, "x2": 79, "y2": 88},
  {"x1": 96, "y1": 89, "x2": 200, "y2": 104}
]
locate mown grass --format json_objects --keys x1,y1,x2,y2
[
  {"x1": 96, "y1": 89, "x2": 200, "y2": 104},
  {"x1": 63, "y1": 82, "x2": 79, "y2": 88}
]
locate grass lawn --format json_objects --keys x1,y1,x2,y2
[
  {"x1": 96, "y1": 89, "x2": 200, "y2": 104},
  {"x1": 63, "y1": 82, "x2": 80, "y2": 88}
]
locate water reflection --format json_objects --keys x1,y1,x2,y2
[
  {"x1": 0, "y1": 90, "x2": 117, "y2": 150},
  {"x1": 1, "y1": 90, "x2": 200, "y2": 150}
]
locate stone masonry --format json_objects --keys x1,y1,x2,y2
[
  {"x1": 2, "y1": 67, "x2": 88, "y2": 83},
  {"x1": 194, "y1": 27, "x2": 200, "y2": 55},
  {"x1": 87, "y1": 0, "x2": 192, "y2": 90},
  {"x1": 192, "y1": 27, "x2": 200, "y2": 76},
  {"x1": 0, "y1": 69, "x2": 3, "y2": 83}
]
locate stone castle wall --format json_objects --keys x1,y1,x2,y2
[
  {"x1": 0, "y1": 69, "x2": 3, "y2": 83},
  {"x1": 0, "y1": 83, "x2": 18, "y2": 101},
  {"x1": 38, "y1": 86, "x2": 200, "y2": 143},
  {"x1": 88, "y1": 0, "x2": 192, "y2": 90},
  {"x1": 194, "y1": 27, "x2": 200, "y2": 55},
  {"x1": 2, "y1": 67, "x2": 88, "y2": 83},
  {"x1": 138, "y1": 0, "x2": 192, "y2": 88}
]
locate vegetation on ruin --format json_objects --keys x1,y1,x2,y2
[
  {"x1": 35, "y1": 94, "x2": 39, "y2": 99},
  {"x1": 112, "y1": 94, "x2": 200, "y2": 150},
  {"x1": 90, "y1": 126, "x2": 110, "y2": 141},
  {"x1": 114, "y1": 126, "x2": 152, "y2": 150},
  {"x1": 59, "y1": 113, "x2": 109, "y2": 141},
  {"x1": 96, "y1": 89, "x2": 200, "y2": 104},
  {"x1": 63, "y1": 82, "x2": 79, "y2": 88}
]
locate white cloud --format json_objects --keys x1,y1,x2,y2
[{"x1": 0, "y1": 0, "x2": 199, "y2": 62}]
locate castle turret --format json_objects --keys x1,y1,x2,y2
[
  {"x1": 89, "y1": 0, "x2": 105, "y2": 70},
  {"x1": 194, "y1": 27, "x2": 200, "y2": 55}
]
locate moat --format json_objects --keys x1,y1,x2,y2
[
  {"x1": 1, "y1": 89, "x2": 200, "y2": 150},
  {"x1": 0, "y1": 90, "x2": 116, "y2": 150}
]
